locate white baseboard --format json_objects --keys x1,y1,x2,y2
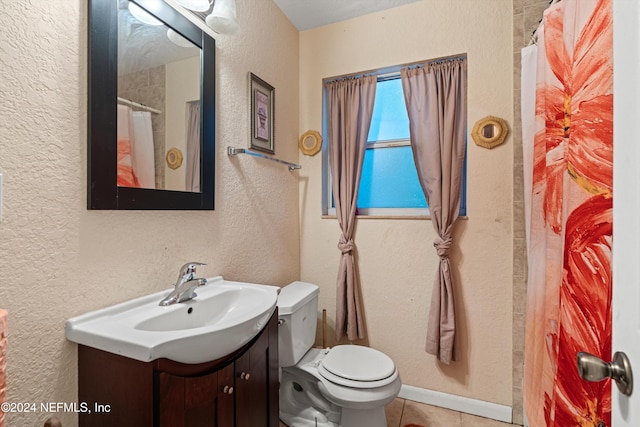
[{"x1": 398, "y1": 384, "x2": 513, "y2": 424}]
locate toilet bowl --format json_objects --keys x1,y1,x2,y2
[{"x1": 278, "y1": 281, "x2": 401, "y2": 427}]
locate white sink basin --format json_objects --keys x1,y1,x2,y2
[{"x1": 65, "y1": 276, "x2": 279, "y2": 364}]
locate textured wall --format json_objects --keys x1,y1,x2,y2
[
  {"x1": 0, "y1": 310, "x2": 6, "y2": 427},
  {"x1": 0, "y1": 0, "x2": 299, "y2": 425},
  {"x1": 299, "y1": 0, "x2": 514, "y2": 406}
]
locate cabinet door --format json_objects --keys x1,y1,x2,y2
[
  {"x1": 78, "y1": 345, "x2": 154, "y2": 427},
  {"x1": 235, "y1": 326, "x2": 270, "y2": 427},
  {"x1": 156, "y1": 363, "x2": 235, "y2": 427}
]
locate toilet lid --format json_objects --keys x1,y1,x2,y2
[{"x1": 320, "y1": 345, "x2": 395, "y2": 382}]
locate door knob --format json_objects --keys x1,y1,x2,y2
[{"x1": 576, "y1": 351, "x2": 633, "y2": 396}]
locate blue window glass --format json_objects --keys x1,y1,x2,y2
[
  {"x1": 367, "y1": 78, "x2": 410, "y2": 142},
  {"x1": 357, "y1": 78, "x2": 427, "y2": 209},
  {"x1": 358, "y1": 146, "x2": 426, "y2": 208}
]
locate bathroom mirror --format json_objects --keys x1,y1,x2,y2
[
  {"x1": 88, "y1": 0, "x2": 215, "y2": 209},
  {"x1": 471, "y1": 115, "x2": 509, "y2": 149}
]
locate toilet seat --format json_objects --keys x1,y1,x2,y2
[{"x1": 318, "y1": 345, "x2": 398, "y2": 389}]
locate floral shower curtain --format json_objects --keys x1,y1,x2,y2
[{"x1": 522, "y1": 0, "x2": 613, "y2": 426}]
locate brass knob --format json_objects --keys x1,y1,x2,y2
[{"x1": 223, "y1": 385, "x2": 234, "y2": 394}]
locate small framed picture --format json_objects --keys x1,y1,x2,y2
[{"x1": 249, "y1": 73, "x2": 275, "y2": 154}]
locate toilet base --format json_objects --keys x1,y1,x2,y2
[
  {"x1": 280, "y1": 348, "x2": 399, "y2": 427},
  {"x1": 280, "y1": 410, "x2": 338, "y2": 427},
  {"x1": 341, "y1": 406, "x2": 387, "y2": 427}
]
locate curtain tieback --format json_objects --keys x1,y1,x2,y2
[
  {"x1": 434, "y1": 236, "x2": 452, "y2": 258},
  {"x1": 338, "y1": 236, "x2": 355, "y2": 254}
]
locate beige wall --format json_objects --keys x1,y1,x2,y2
[
  {"x1": 0, "y1": 0, "x2": 299, "y2": 425},
  {"x1": 165, "y1": 55, "x2": 200, "y2": 191},
  {"x1": 298, "y1": 0, "x2": 514, "y2": 406}
]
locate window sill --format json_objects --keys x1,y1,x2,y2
[
  {"x1": 321, "y1": 215, "x2": 469, "y2": 220},
  {"x1": 322, "y1": 215, "x2": 429, "y2": 220}
]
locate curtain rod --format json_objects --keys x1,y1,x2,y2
[
  {"x1": 117, "y1": 97, "x2": 162, "y2": 115},
  {"x1": 323, "y1": 53, "x2": 466, "y2": 84},
  {"x1": 529, "y1": 0, "x2": 562, "y2": 46}
]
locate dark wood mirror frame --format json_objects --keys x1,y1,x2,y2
[{"x1": 88, "y1": 0, "x2": 215, "y2": 210}]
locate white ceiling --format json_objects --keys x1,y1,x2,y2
[{"x1": 272, "y1": 0, "x2": 422, "y2": 31}]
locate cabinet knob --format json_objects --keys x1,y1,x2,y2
[
  {"x1": 240, "y1": 372, "x2": 251, "y2": 380},
  {"x1": 223, "y1": 385, "x2": 234, "y2": 394}
]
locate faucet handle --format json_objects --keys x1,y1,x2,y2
[{"x1": 178, "y1": 262, "x2": 206, "y2": 277}]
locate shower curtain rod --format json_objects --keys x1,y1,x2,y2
[
  {"x1": 529, "y1": 0, "x2": 562, "y2": 45},
  {"x1": 117, "y1": 97, "x2": 162, "y2": 115}
]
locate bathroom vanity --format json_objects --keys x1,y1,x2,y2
[{"x1": 77, "y1": 310, "x2": 279, "y2": 426}]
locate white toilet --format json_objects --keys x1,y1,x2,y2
[{"x1": 277, "y1": 281, "x2": 402, "y2": 427}]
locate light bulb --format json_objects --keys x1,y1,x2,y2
[
  {"x1": 205, "y1": 0, "x2": 238, "y2": 35},
  {"x1": 128, "y1": 2, "x2": 163, "y2": 26},
  {"x1": 174, "y1": 0, "x2": 210, "y2": 12},
  {"x1": 167, "y1": 28, "x2": 195, "y2": 48}
]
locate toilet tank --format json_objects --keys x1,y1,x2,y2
[{"x1": 277, "y1": 281, "x2": 319, "y2": 367}]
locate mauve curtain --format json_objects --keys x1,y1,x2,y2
[
  {"x1": 185, "y1": 101, "x2": 201, "y2": 192},
  {"x1": 325, "y1": 75, "x2": 377, "y2": 342},
  {"x1": 400, "y1": 59, "x2": 467, "y2": 364}
]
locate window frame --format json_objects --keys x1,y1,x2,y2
[{"x1": 321, "y1": 56, "x2": 467, "y2": 219}]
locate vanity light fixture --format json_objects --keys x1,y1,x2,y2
[
  {"x1": 205, "y1": 0, "x2": 239, "y2": 35},
  {"x1": 128, "y1": 2, "x2": 163, "y2": 25},
  {"x1": 165, "y1": 0, "x2": 239, "y2": 36},
  {"x1": 174, "y1": 0, "x2": 211, "y2": 12},
  {"x1": 166, "y1": 28, "x2": 195, "y2": 47}
]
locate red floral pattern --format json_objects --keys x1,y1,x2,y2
[{"x1": 525, "y1": 0, "x2": 613, "y2": 425}]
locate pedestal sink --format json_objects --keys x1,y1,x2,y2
[{"x1": 65, "y1": 276, "x2": 279, "y2": 364}]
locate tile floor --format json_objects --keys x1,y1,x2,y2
[
  {"x1": 385, "y1": 398, "x2": 517, "y2": 427},
  {"x1": 279, "y1": 398, "x2": 519, "y2": 427}
]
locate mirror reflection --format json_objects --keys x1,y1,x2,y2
[
  {"x1": 117, "y1": 0, "x2": 201, "y2": 192},
  {"x1": 481, "y1": 124, "x2": 497, "y2": 139}
]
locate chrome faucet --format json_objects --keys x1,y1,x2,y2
[{"x1": 159, "y1": 262, "x2": 208, "y2": 306}]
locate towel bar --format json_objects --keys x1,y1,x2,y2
[{"x1": 227, "y1": 147, "x2": 301, "y2": 172}]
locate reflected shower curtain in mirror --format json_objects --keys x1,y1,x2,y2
[
  {"x1": 522, "y1": 0, "x2": 613, "y2": 425},
  {"x1": 400, "y1": 59, "x2": 467, "y2": 365},
  {"x1": 131, "y1": 111, "x2": 156, "y2": 189},
  {"x1": 116, "y1": 105, "x2": 140, "y2": 188},
  {"x1": 185, "y1": 101, "x2": 200, "y2": 192},
  {"x1": 326, "y1": 75, "x2": 376, "y2": 342},
  {"x1": 117, "y1": 105, "x2": 156, "y2": 189}
]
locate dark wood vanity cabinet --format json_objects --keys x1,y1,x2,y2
[
  {"x1": 78, "y1": 311, "x2": 279, "y2": 427},
  {"x1": 155, "y1": 362, "x2": 235, "y2": 426}
]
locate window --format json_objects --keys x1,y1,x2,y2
[{"x1": 322, "y1": 64, "x2": 467, "y2": 217}]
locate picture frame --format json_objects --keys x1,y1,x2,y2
[{"x1": 249, "y1": 73, "x2": 275, "y2": 154}]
